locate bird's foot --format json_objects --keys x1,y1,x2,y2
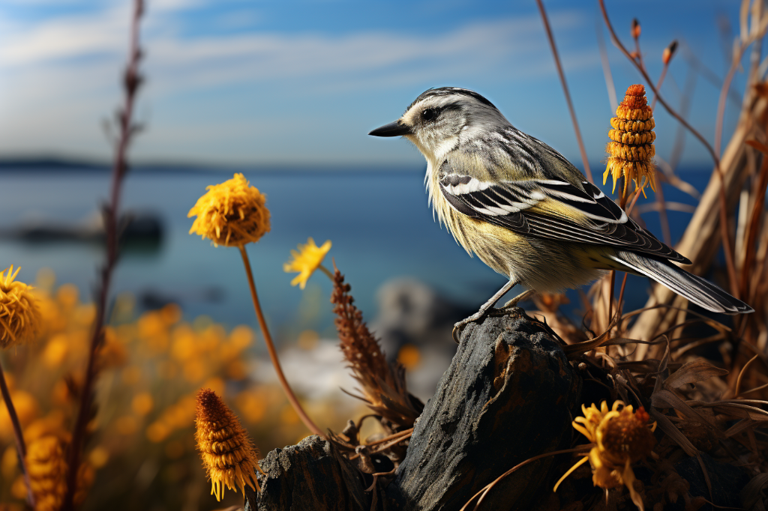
[
  {"x1": 451, "y1": 309, "x2": 488, "y2": 344},
  {"x1": 452, "y1": 290, "x2": 535, "y2": 343}
]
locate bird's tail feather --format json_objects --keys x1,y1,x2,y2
[{"x1": 611, "y1": 252, "x2": 753, "y2": 315}]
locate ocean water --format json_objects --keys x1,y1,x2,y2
[{"x1": 0, "y1": 166, "x2": 708, "y2": 346}]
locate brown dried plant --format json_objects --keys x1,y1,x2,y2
[
  {"x1": 518, "y1": 3, "x2": 768, "y2": 509},
  {"x1": 330, "y1": 265, "x2": 423, "y2": 432}
]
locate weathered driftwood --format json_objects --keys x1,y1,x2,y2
[
  {"x1": 384, "y1": 309, "x2": 582, "y2": 510},
  {"x1": 247, "y1": 309, "x2": 582, "y2": 511}
]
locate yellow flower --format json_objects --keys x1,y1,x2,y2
[
  {"x1": 283, "y1": 238, "x2": 332, "y2": 289},
  {"x1": 555, "y1": 401, "x2": 656, "y2": 511},
  {"x1": 0, "y1": 266, "x2": 42, "y2": 349},
  {"x1": 195, "y1": 388, "x2": 265, "y2": 500},
  {"x1": 604, "y1": 84, "x2": 657, "y2": 200},
  {"x1": 188, "y1": 173, "x2": 271, "y2": 247}
]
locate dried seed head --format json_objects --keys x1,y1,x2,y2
[
  {"x1": 195, "y1": 388, "x2": 264, "y2": 501},
  {"x1": 26, "y1": 435, "x2": 93, "y2": 511},
  {"x1": 604, "y1": 84, "x2": 657, "y2": 202}
]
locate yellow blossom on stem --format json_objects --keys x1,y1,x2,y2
[
  {"x1": 195, "y1": 388, "x2": 265, "y2": 501},
  {"x1": 0, "y1": 266, "x2": 42, "y2": 349},
  {"x1": 555, "y1": 401, "x2": 656, "y2": 511},
  {"x1": 604, "y1": 84, "x2": 657, "y2": 203},
  {"x1": 283, "y1": 238, "x2": 332, "y2": 289},
  {"x1": 188, "y1": 173, "x2": 271, "y2": 247}
]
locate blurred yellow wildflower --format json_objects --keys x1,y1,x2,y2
[
  {"x1": 131, "y1": 393, "x2": 154, "y2": 416},
  {"x1": 26, "y1": 435, "x2": 93, "y2": 511},
  {"x1": 0, "y1": 390, "x2": 38, "y2": 442},
  {"x1": 188, "y1": 173, "x2": 271, "y2": 247},
  {"x1": 195, "y1": 388, "x2": 265, "y2": 500},
  {"x1": 283, "y1": 238, "x2": 332, "y2": 289},
  {"x1": 604, "y1": 84, "x2": 657, "y2": 201},
  {"x1": 0, "y1": 266, "x2": 42, "y2": 348},
  {"x1": 555, "y1": 401, "x2": 656, "y2": 511},
  {"x1": 397, "y1": 344, "x2": 421, "y2": 370}
]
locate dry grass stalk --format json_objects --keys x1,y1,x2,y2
[{"x1": 330, "y1": 265, "x2": 422, "y2": 431}]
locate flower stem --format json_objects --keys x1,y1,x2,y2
[
  {"x1": 318, "y1": 264, "x2": 334, "y2": 281},
  {"x1": 239, "y1": 245, "x2": 324, "y2": 438},
  {"x1": 0, "y1": 360, "x2": 35, "y2": 508}
]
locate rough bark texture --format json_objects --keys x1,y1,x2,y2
[
  {"x1": 384, "y1": 309, "x2": 582, "y2": 510},
  {"x1": 246, "y1": 435, "x2": 369, "y2": 511},
  {"x1": 247, "y1": 309, "x2": 581, "y2": 511}
]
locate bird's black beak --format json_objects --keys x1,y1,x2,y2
[{"x1": 369, "y1": 120, "x2": 412, "y2": 137}]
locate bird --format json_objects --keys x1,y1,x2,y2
[{"x1": 368, "y1": 87, "x2": 753, "y2": 335}]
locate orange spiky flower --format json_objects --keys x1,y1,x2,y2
[
  {"x1": 195, "y1": 388, "x2": 265, "y2": 501},
  {"x1": 331, "y1": 266, "x2": 422, "y2": 430},
  {"x1": 555, "y1": 401, "x2": 657, "y2": 511},
  {"x1": 605, "y1": 85, "x2": 657, "y2": 204}
]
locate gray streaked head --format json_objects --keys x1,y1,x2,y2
[{"x1": 369, "y1": 87, "x2": 511, "y2": 161}]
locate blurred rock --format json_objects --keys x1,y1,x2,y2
[
  {"x1": 370, "y1": 278, "x2": 471, "y2": 399},
  {"x1": 0, "y1": 210, "x2": 163, "y2": 251},
  {"x1": 251, "y1": 340, "x2": 359, "y2": 405}
]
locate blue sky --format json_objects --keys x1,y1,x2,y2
[{"x1": 0, "y1": 0, "x2": 755, "y2": 168}]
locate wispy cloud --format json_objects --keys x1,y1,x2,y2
[{"x1": 0, "y1": 2, "x2": 598, "y2": 162}]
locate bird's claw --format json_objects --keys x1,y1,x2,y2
[{"x1": 451, "y1": 310, "x2": 486, "y2": 343}]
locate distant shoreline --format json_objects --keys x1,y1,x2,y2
[
  {"x1": 0, "y1": 156, "x2": 715, "y2": 175},
  {"x1": 0, "y1": 156, "x2": 427, "y2": 174}
]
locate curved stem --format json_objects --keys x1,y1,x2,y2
[
  {"x1": 0, "y1": 361, "x2": 34, "y2": 507},
  {"x1": 239, "y1": 245, "x2": 324, "y2": 438}
]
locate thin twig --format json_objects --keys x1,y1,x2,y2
[
  {"x1": 0, "y1": 361, "x2": 34, "y2": 507},
  {"x1": 239, "y1": 246, "x2": 324, "y2": 438},
  {"x1": 62, "y1": 2, "x2": 144, "y2": 509},
  {"x1": 536, "y1": 0, "x2": 593, "y2": 182}
]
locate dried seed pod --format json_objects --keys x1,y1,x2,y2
[{"x1": 604, "y1": 84, "x2": 657, "y2": 202}]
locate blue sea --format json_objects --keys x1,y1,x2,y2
[{"x1": 0, "y1": 165, "x2": 708, "y2": 347}]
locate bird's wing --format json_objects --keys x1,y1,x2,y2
[{"x1": 438, "y1": 161, "x2": 690, "y2": 264}]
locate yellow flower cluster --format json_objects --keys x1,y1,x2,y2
[
  {"x1": 195, "y1": 388, "x2": 265, "y2": 500},
  {"x1": 0, "y1": 266, "x2": 42, "y2": 349},
  {"x1": 188, "y1": 173, "x2": 271, "y2": 247},
  {"x1": 604, "y1": 84, "x2": 657, "y2": 200},
  {"x1": 557, "y1": 401, "x2": 656, "y2": 511}
]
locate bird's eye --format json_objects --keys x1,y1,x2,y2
[{"x1": 422, "y1": 108, "x2": 437, "y2": 121}]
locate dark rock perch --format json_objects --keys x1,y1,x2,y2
[
  {"x1": 246, "y1": 436, "x2": 368, "y2": 511},
  {"x1": 248, "y1": 309, "x2": 582, "y2": 511}
]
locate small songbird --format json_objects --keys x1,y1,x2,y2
[{"x1": 369, "y1": 87, "x2": 752, "y2": 333}]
